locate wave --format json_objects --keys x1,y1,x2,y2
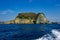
[{"x1": 35, "y1": 29, "x2": 60, "y2": 40}]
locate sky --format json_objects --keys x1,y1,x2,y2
[{"x1": 0, "y1": 0, "x2": 60, "y2": 22}]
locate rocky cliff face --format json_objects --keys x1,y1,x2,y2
[
  {"x1": 4, "y1": 12, "x2": 49, "y2": 24},
  {"x1": 14, "y1": 12, "x2": 36, "y2": 24},
  {"x1": 36, "y1": 13, "x2": 49, "y2": 24}
]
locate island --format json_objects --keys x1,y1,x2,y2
[{"x1": 3, "y1": 12, "x2": 49, "y2": 24}]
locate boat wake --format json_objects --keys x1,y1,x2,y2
[{"x1": 35, "y1": 29, "x2": 60, "y2": 40}]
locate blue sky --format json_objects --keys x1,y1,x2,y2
[{"x1": 0, "y1": 0, "x2": 60, "y2": 22}]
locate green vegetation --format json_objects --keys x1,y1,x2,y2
[{"x1": 16, "y1": 12, "x2": 36, "y2": 19}]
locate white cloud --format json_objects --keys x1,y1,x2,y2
[{"x1": 0, "y1": 9, "x2": 14, "y2": 14}]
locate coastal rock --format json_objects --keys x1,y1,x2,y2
[
  {"x1": 4, "y1": 20, "x2": 14, "y2": 24},
  {"x1": 14, "y1": 12, "x2": 36, "y2": 24},
  {"x1": 36, "y1": 13, "x2": 49, "y2": 24},
  {"x1": 4, "y1": 12, "x2": 49, "y2": 24}
]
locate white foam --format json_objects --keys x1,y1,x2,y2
[
  {"x1": 52, "y1": 29, "x2": 60, "y2": 40},
  {"x1": 35, "y1": 29, "x2": 60, "y2": 40}
]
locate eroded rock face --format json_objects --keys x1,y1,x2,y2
[
  {"x1": 15, "y1": 18, "x2": 34, "y2": 24},
  {"x1": 15, "y1": 18, "x2": 21, "y2": 24},
  {"x1": 36, "y1": 13, "x2": 49, "y2": 24},
  {"x1": 14, "y1": 13, "x2": 36, "y2": 24}
]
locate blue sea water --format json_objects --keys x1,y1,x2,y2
[{"x1": 0, "y1": 24, "x2": 60, "y2": 40}]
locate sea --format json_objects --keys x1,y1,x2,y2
[{"x1": 0, "y1": 24, "x2": 60, "y2": 40}]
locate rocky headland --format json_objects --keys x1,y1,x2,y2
[{"x1": 4, "y1": 12, "x2": 49, "y2": 24}]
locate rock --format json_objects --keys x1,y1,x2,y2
[
  {"x1": 36, "y1": 13, "x2": 49, "y2": 24},
  {"x1": 4, "y1": 20, "x2": 15, "y2": 24},
  {"x1": 14, "y1": 12, "x2": 36, "y2": 24},
  {"x1": 15, "y1": 18, "x2": 21, "y2": 24},
  {"x1": 3, "y1": 12, "x2": 49, "y2": 24}
]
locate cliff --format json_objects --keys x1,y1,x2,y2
[
  {"x1": 36, "y1": 13, "x2": 49, "y2": 24},
  {"x1": 4, "y1": 12, "x2": 49, "y2": 24},
  {"x1": 15, "y1": 12, "x2": 36, "y2": 24}
]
